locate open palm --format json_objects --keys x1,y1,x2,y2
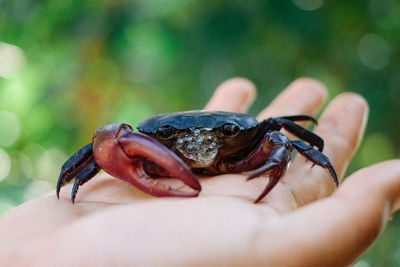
[{"x1": 1, "y1": 78, "x2": 399, "y2": 266}]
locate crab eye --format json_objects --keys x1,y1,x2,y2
[
  {"x1": 222, "y1": 123, "x2": 240, "y2": 137},
  {"x1": 157, "y1": 125, "x2": 174, "y2": 139}
]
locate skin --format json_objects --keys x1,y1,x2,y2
[{"x1": 0, "y1": 77, "x2": 399, "y2": 266}]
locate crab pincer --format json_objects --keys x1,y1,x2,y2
[
  {"x1": 93, "y1": 123, "x2": 201, "y2": 196},
  {"x1": 57, "y1": 123, "x2": 201, "y2": 203}
]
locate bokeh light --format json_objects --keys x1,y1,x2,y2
[
  {"x1": 357, "y1": 33, "x2": 390, "y2": 70},
  {"x1": 353, "y1": 260, "x2": 372, "y2": 267},
  {"x1": 0, "y1": 110, "x2": 21, "y2": 147},
  {"x1": 36, "y1": 148, "x2": 67, "y2": 182},
  {"x1": 292, "y1": 0, "x2": 324, "y2": 11},
  {"x1": 0, "y1": 42, "x2": 26, "y2": 79},
  {"x1": 0, "y1": 149, "x2": 11, "y2": 182}
]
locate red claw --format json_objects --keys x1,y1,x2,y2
[{"x1": 92, "y1": 123, "x2": 201, "y2": 198}]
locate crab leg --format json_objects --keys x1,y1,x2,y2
[
  {"x1": 275, "y1": 117, "x2": 324, "y2": 151},
  {"x1": 93, "y1": 124, "x2": 201, "y2": 198},
  {"x1": 260, "y1": 116, "x2": 324, "y2": 151},
  {"x1": 222, "y1": 131, "x2": 291, "y2": 202},
  {"x1": 246, "y1": 146, "x2": 291, "y2": 203},
  {"x1": 278, "y1": 115, "x2": 318, "y2": 124},
  {"x1": 224, "y1": 130, "x2": 337, "y2": 203},
  {"x1": 71, "y1": 161, "x2": 101, "y2": 203},
  {"x1": 291, "y1": 140, "x2": 338, "y2": 186},
  {"x1": 57, "y1": 143, "x2": 97, "y2": 199}
]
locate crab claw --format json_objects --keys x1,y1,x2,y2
[{"x1": 92, "y1": 123, "x2": 201, "y2": 198}]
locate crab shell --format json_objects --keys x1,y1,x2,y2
[{"x1": 136, "y1": 110, "x2": 267, "y2": 167}]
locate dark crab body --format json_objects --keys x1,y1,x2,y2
[
  {"x1": 138, "y1": 111, "x2": 261, "y2": 172},
  {"x1": 57, "y1": 110, "x2": 338, "y2": 203}
]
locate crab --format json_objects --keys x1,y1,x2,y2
[{"x1": 57, "y1": 110, "x2": 338, "y2": 203}]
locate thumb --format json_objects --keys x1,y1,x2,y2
[{"x1": 252, "y1": 160, "x2": 400, "y2": 266}]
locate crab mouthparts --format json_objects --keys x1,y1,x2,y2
[{"x1": 173, "y1": 128, "x2": 221, "y2": 168}]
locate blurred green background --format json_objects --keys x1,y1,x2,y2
[{"x1": 0, "y1": 0, "x2": 399, "y2": 265}]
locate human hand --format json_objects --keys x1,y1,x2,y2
[{"x1": 1, "y1": 78, "x2": 399, "y2": 266}]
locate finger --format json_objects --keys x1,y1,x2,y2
[
  {"x1": 251, "y1": 160, "x2": 400, "y2": 266},
  {"x1": 256, "y1": 78, "x2": 327, "y2": 121},
  {"x1": 204, "y1": 77, "x2": 256, "y2": 112},
  {"x1": 286, "y1": 93, "x2": 368, "y2": 205}
]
